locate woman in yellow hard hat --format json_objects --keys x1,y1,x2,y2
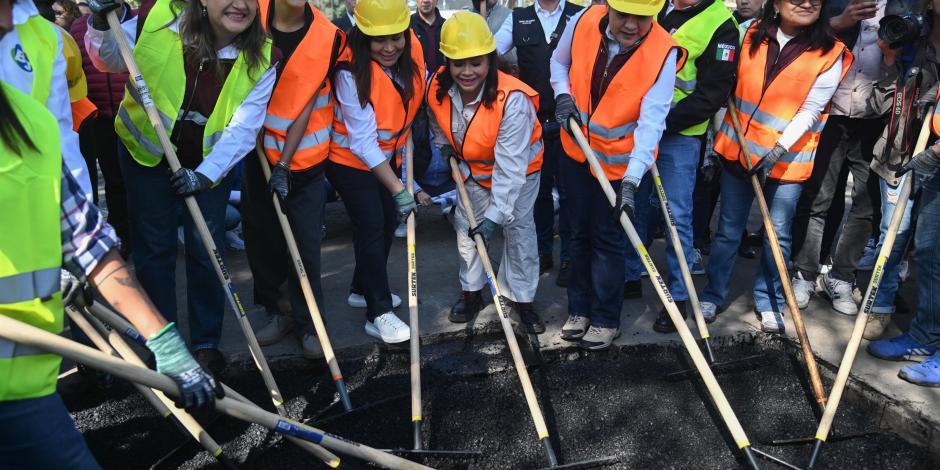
[
  {"x1": 427, "y1": 12, "x2": 545, "y2": 333},
  {"x1": 327, "y1": 0, "x2": 428, "y2": 344}
]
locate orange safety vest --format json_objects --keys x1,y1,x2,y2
[
  {"x1": 259, "y1": 0, "x2": 344, "y2": 171},
  {"x1": 931, "y1": 86, "x2": 940, "y2": 136},
  {"x1": 329, "y1": 32, "x2": 427, "y2": 171},
  {"x1": 71, "y1": 97, "x2": 98, "y2": 131},
  {"x1": 713, "y1": 22, "x2": 852, "y2": 183},
  {"x1": 426, "y1": 70, "x2": 543, "y2": 188},
  {"x1": 558, "y1": 5, "x2": 682, "y2": 181}
]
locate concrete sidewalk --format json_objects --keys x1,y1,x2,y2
[{"x1": 171, "y1": 200, "x2": 939, "y2": 454}]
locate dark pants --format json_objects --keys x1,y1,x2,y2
[
  {"x1": 119, "y1": 145, "x2": 233, "y2": 350},
  {"x1": 793, "y1": 116, "x2": 884, "y2": 282},
  {"x1": 535, "y1": 122, "x2": 570, "y2": 261},
  {"x1": 0, "y1": 394, "x2": 100, "y2": 469},
  {"x1": 327, "y1": 162, "x2": 397, "y2": 320},
  {"x1": 562, "y1": 155, "x2": 624, "y2": 328},
  {"x1": 285, "y1": 168, "x2": 327, "y2": 335},
  {"x1": 78, "y1": 115, "x2": 131, "y2": 250},
  {"x1": 910, "y1": 174, "x2": 940, "y2": 347},
  {"x1": 241, "y1": 153, "x2": 290, "y2": 314}
]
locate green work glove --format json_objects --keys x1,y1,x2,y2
[
  {"x1": 393, "y1": 188, "x2": 417, "y2": 224},
  {"x1": 468, "y1": 217, "x2": 499, "y2": 245},
  {"x1": 147, "y1": 323, "x2": 224, "y2": 412}
]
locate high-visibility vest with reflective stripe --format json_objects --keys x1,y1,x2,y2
[
  {"x1": 329, "y1": 31, "x2": 426, "y2": 171},
  {"x1": 0, "y1": 83, "x2": 64, "y2": 402},
  {"x1": 559, "y1": 6, "x2": 681, "y2": 181},
  {"x1": 670, "y1": 0, "x2": 735, "y2": 136},
  {"x1": 259, "y1": 0, "x2": 343, "y2": 171},
  {"x1": 426, "y1": 70, "x2": 544, "y2": 188},
  {"x1": 713, "y1": 22, "x2": 852, "y2": 183},
  {"x1": 71, "y1": 96, "x2": 98, "y2": 131},
  {"x1": 17, "y1": 14, "x2": 57, "y2": 104},
  {"x1": 115, "y1": 0, "x2": 272, "y2": 167}
]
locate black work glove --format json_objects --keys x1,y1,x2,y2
[
  {"x1": 613, "y1": 176, "x2": 639, "y2": 224},
  {"x1": 171, "y1": 367, "x2": 225, "y2": 412},
  {"x1": 701, "y1": 152, "x2": 721, "y2": 183},
  {"x1": 439, "y1": 144, "x2": 456, "y2": 160},
  {"x1": 468, "y1": 218, "x2": 498, "y2": 245},
  {"x1": 392, "y1": 188, "x2": 417, "y2": 225},
  {"x1": 269, "y1": 162, "x2": 291, "y2": 204},
  {"x1": 748, "y1": 144, "x2": 786, "y2": 185},
  {"x1": 147, "y1": 324, "x2": 225, "y2": 413},
  {"x1": 555, "y1": 93, "x2": 581, "y2": 134},
  {"x1": 171, "y1": 168, "x2": 213, "y2": 197},
  {"x1": 897, "y1": 146, "x2": 940, "y2": 179},
  {"x1": 88, "y1": 0, "x2": 122, "y2": 29},
  {"x1": 60, "y1": 270, "x2": 91, "y2": 308}
]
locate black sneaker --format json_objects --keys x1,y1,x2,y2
[
  {"x1": 515, "y1": 302, "x2": 545, "y2": 334},
  {"x1": 539, "y1": 254, "x2": 553, "y2": 274},
  {"x1": 449, "y1": 290, "x2": 483, "y2": 323},
  {"x1": 555, "y1": 261, "x2": 571, "y2": 287},
  {"x1": 624, "y1": 280, "x2": 642, "y2": 299},
  {"x1": 194, "y1": 348, "x2": 226, "y2": 376},
  {"x1": 738, "y1": 245, "x2": 757, "y2": 259},
  {"x1": 653, "y1": 301, "x2": 688, "y2": 333}
]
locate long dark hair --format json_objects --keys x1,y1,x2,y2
[
  {"x1": 346, "y1": 27, "x2": 417, "y2": 109},
  {"x1": 434, "y1": 52, "x2": 499, "y2": 108},
  {"x1": 169, "y1": 0, "x2": 269, "y2": 80},
  {"x1": 0, "y1": 86, "x2": 37, "y2": 154},
  {"x1": 747, "y1": 0, "x2": 836, "y2": 56}
]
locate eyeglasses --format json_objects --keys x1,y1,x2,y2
[
  {"x1": 786, "y1": 0, "x2": 822, "y2": 6},
  {"x1": 53, "y1": 8, "x2": 66, "y2": 16}
]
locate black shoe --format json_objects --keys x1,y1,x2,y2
[
  {"x1": 738, "y1": 245, "x2": 757, "y2": 259},
  {"x1": 515, "y1": 302, "x2": 545, "y2": 334},
  {"x1": 449, "y1": 290, "x2": 483, "y2": 323},
  {"x1": 556, "y1": 261, "x2": 571, "y2": 287},
  {"x1": 746, "y1": 231, "x2": 763, "y2": 247},
  {"x1": 539, "y1": 254, "x2": 554, "y2": 274},
  {"x1": 624, "y1": 280, "x2": 642, "y2": 299},
  {"x1": 653, "y1": 301, "x2": 688, "y2": 333},
  {"x1": 194, "y1": 348, "x2": 226, "y2": 376}
]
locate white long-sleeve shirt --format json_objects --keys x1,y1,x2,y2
[
  {"x1": 3, "y1": 0, "x2": 92, "y2": 199},
  {"x1": 333, "y1": 69, "x2": 391, "y2": 170},
  {"x1": 428, "y1": 86, "x2": 538, "y2": 225},
  {"x1": 773, "y1": 29, "x2": 843, "y2": 151},
  {"x1": 494, "y1": 0, "x2": 568, "y2": 55},
  {"x1": 84, "y1": 8, "x2": 276, "y2": 183},
  {"x1": 549, "y1": 8, "x2": 677, "y2": 181}
]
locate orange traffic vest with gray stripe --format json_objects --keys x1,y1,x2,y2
[
  {"x1": 558, "y1": 6, "x2": 682, "y2": 181},
  {"x1": 713, "y1": 22, "x2": 852, "y2": 183},
  {"x1": 329, "y1": 31, "x2": 426, "y2": 171},
  {"x1": 259, "y1": 0, "x2": 343, "y2": 171},
  {"x1": 426, "y1": 69, "x2": 544, "y2": 188}
]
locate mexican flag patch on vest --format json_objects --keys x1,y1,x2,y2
[{"x1": 716, "y1": 43, "x2": 736, "y2": 62}]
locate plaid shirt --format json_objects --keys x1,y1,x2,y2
[{"x1": 61, "y1": 163, "x2": 120, "y2": 282}]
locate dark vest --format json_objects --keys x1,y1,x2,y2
[{"x1": 511, "y1": 1, "x2": 582, "y2": 119}]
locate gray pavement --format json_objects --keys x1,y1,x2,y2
[{"x1": 166, "y1": 197, "x2": 939, "y2": 453}]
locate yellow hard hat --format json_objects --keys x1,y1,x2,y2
[
  {"x1": 354, "y1": 0, "x2": 411, "y2": 37},
  {"x1": 607, "y1": 0, "x2": 664, "y2": 16},
  {"x1": 439, "y1": 11, "x2": 496, "y2": 61}
]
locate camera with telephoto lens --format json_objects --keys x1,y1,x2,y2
[{"x1": 879, "y1": 0, "x2": 929, "y2": 48}]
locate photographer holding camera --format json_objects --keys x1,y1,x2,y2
[{"x1": 866, "y1": 0, "x2": 940, "y2": 387}]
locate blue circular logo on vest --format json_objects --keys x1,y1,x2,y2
[{"x1": 11, "y1": 44, "x2": 33, "y2": 73}]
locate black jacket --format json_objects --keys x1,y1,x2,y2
[
  {"x1": 411, "y1": 9, "x2": 446, "y2": 72},
  {"x1": 658, "y1": 0, "x2": 739, "y2": 135},
  {"x1": 333, "y1": 13, "x2": 353, "y2": 33}
]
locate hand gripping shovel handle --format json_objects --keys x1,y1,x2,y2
[
  {"x1": 448, "y1": 157, "x2": 558, "y2": 466},
  {"x1": 253, "y1": 145, "x2": 352, "y2": 412},
  {"x1": 649, "y1": 163, "x2": 715, "y2": 360},
  {"x1": 84, "y1": 302, "x2": 340, "y2": 467},
  {"x1": 806, "y1": 107, "x2": 934, "y2": 469},
  {"x1": 0, "y1": 314, "x2": 431, "y2": 470},
  {"x1": 724, "y1": 99, "x2": 827, "y2": 409},
  {"x1": 567, "y1": 119, "x2": 758, "y2": 468},
  {"x1": 105, "y1": 10, "x2": 286, "y2": 413},
  {"x1": 404, "y1": 135, "x2": 423, "y2": 450}
]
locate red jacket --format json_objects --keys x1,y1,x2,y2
[{"x1": 70, "y1": 14, "x2": 130, "y2": 119}]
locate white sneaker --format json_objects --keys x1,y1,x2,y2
[
  {"x1": 760, "y1": 311, "x2": 785, "y2": 334},
  {"x1": 347, "y1": 292, "x2": 402, "y2": 309},
  {"x1": 394, "y1": 222, "x2": 407, "y2": 238},
  {"x1": 365, "y1": 312, "x2": 410, "y2": 343},
  {"x1": 791, "y1": 273, "x2": 815, "y2": 309},
  {"x1": 819, "y1": 272, "x2": 858, "y2": 316},
  {"x1": 700, "y1": 301, "x2": 718, "y2": 323}
]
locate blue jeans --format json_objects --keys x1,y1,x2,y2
[
  {"x1": 909, "y1": 173, "x2": 940, "y2": 347},
  {"x1": 701, "y1": 170, "x2": 802, "y2": 313},
  {"x1": 872, "y1": 174, "x2": 914, "y2": 313},
  {"x1": 535, "y1": 122, "x2": 570, "y2": 261},
  {"x1": 0, "y1": 394, "x2": 100, "y2": 469},
  {"x1": 624, "y1": 134, "x2": 700, "y2": 301},
  {"x1": 561, "y1": 155, "x2": 625, "y2": 328},
  {"x1": 119, "y1": 145, "x2": 234, "y2": 350}
]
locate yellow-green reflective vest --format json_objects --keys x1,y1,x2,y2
[
  {"x1": 671, "y1": 0, "x2": 735, "y2": 136},
  {"x1": 17, "y1": 14, "x2": 57, "y2": 104},
  {"x1": 0, "y1": 83, "x2": 64, "y2": 402},
  {"x1": 115, "y1": 0, "x2": 272, "y2": 167}
]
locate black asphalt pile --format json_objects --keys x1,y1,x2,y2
[{"x1": 63, "y1": 335, "x2": 937, "y2": 469}]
